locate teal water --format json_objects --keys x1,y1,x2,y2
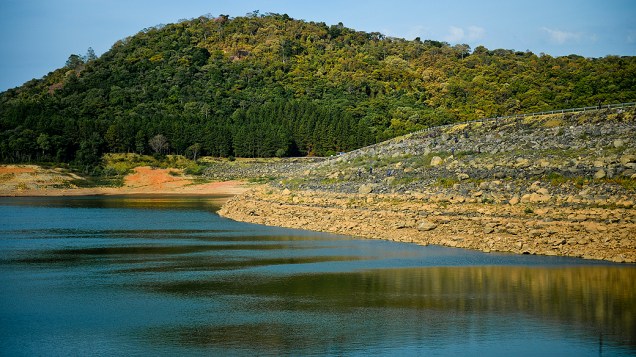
[{"x1": 0, "y1": 196, "x2": 634, "y2": 356}]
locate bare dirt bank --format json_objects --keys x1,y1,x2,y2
[
  {"x1": 219, "y1": 186, "x2": 636, "y2": 263},
  {"x1": 0, "y1": 165, "x2": 248, "y2": 198}
]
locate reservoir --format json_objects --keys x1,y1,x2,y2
[{"x1": 0, "y1": 196, "x2": 634, "y2": 356}]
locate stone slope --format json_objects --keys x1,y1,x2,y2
[
  {"x1": 219, "y1": 107, "x2": 636, "y2": 263},
  {"x1": 281, "y1": 107, "x2": 636, "y2": 199}
]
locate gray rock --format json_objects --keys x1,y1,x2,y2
[{"x1": 622, "y1": 169, "x2": 635, "y2": 177}]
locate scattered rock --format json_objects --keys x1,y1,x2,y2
[
  {"x1": 216, "y1": 106, "x2": 636, "y2": 264},
  {"x1": 483, "y1": 223, "x2": 498, "y2": 234},
  {"x1": 536, "y1": 159, "x2": 550, "y2": 167},
  {"x1": 457, "y1": 173, "x2": 470, "y2": 180},
  {"x1": 552, "y1": 238, "x2": 567, "y2": 246},
  {"x1": 521, "y1": 193, "x2": 552, "y2": 203},
  {"x1": 613, "y1": 139, "x2": 625, "y2": 148},
  {"x1": 358, "y1": 184, "x2": 376, "y2": 194},
  {"x1": 620, "y1": 155, "x2": 636, "y2": 166},
  {"x1": 571, "y1": 214, "x2": 588, "y2": 222},
  {"x1": 594, "y1": 169, "x2": 606, "y2": 179},
  {"x1": 430, "y1": 156, "x2": 443, "y2": 166},
  {"x1": 417, "y1": 220, "x2": 438, "y2": 231},
  {"x1": 529, "y1": 181, "x2": 542, "y2": 192},
  {"x1": 394, "y1": 222, "x2": 408, "y2": 229}
]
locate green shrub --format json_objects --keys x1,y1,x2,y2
[{"x1": 435, "y1": 177, "x2": 459, "y2": 188}]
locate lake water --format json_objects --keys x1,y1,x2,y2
[{"x1": 0, "y1": 196, "x2": 634, "y2": 356}]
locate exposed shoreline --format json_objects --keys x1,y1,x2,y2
[
  {"x1": 217, "y1": 109, "x2": 636, "y2": 263},
  {"x1": 0, "y1": 165, "x2": 249, "y2": 199},
  {"x1": 2, "y1": 164, "x2": 634, "y2": 263},
  {"x1": 4, "y1": 109, "x2": 636, "y2": 265},
  {"x1": 218, "y1": 186, "x2": 636, "y2": 263},
  {"x1": 0, "y1": 180, "x2": 248, "y2": 197}
]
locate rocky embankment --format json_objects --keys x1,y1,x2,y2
[
  {"x1": 219, "y1": 107, "x2": 636, "y2": 263},
  {"x1": 203, "y1": 157, "x2": 325, "y2": 181}
]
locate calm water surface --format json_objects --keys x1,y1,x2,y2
[{"x1": 0, "y1": 196, "x2": 634, "y2": 356}]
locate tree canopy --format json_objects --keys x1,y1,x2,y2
[{"x1": 1, "y1": 13, "x2": 635, "y2": 167}]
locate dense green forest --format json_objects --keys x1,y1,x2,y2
[{"x1": 1, "y1": 12, "x2": 635, "y2": 169}]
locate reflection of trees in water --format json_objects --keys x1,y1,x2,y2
[
  {"x1": 287, "y1": 266, "x2": 635, "y2": 347},
  {"x1": 152, "y1": 266, "x2": 635, "y2": 351}
]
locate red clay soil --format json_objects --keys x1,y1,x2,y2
[
  {"x1": 123, "y1": 166, "x2": 191, "y2": 190},
  {"x1": 0, "y1": 166, "x2": 36, "y2": 174},
  {"x1": 1, "y1": 165, "x2": 249, "y2": 197},
  {"x1": 121, "y1": 166, "x2": 248, "y2": 195}
]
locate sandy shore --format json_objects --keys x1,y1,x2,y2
[{"x1": 0, "y1": 165, "x2": 249, "y2": 198}]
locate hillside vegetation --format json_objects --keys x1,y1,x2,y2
[{"x1": 1, "y1": 12, "x2": 635, "y2": 170}]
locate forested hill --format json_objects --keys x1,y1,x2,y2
[{"x1": 1, "y1": 12, "x2": 635, "y2": 168}]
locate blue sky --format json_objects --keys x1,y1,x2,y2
[{"x1": 1, "y1": 0, "x2": 634, "y2": 92}]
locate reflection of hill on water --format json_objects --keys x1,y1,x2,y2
[
  {"x1": 340, "y1": 267, "x2": 635, "y2": 347},
  {"x1": 256, "y1": 266, "x2": 636, "y2": 348}
]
